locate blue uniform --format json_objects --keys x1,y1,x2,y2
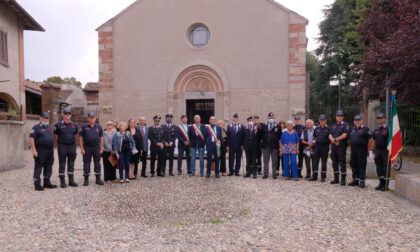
[
  {"x1": 373, "y1": 125, "x2": 390, "y2": 180},
  {"x1": 349, "y1": 126, "x2": 372, "y2": 182},
  {"x1": 54, "y1": 120, "x2": 78, "y2": 177},
  {"x1": 227, "y1": 123, "x2": 245, "y2": 175},
  {"x1": 312, "y1": 125, "x2": 331, "y2": 180},
  {"x1": 163, "y1": 124, "x2": 177, "y2": 175},
  {"x1": 30, "y1": 123, "x2": 55, "y2": 181},
  {"x1": 330, "y1": 121, "x2": 350, "y2": 176},
  {"x1": 204, "y1": 125, "x2": 223, "y2": 177},
  {"x1": 79, "y1": 123, "x2": 103, "y2": 176}
]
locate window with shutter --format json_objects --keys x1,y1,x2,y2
[{"x1": 0, "y1": 31, "x2": 8, "y2": 66}]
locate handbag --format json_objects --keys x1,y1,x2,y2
[{"x1": 108, "y1": 153, "x2": 117, "y2": 167}]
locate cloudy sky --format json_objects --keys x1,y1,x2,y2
[{"x1": 17, "y1": 0, "x2": 334, "y2": 85}]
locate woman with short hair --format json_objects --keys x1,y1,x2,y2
[
  {"x1": 280, "y1": 120, "x2": 300, "y2": 180},
  {"x1": 113, "y1": 122, "x2": 137, "y2": 183},
  {"x1": 102, "y1": 121, "x2": 116, "y2": 184}
]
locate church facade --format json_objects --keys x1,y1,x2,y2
[{"x1": 97, "y1": 0, "x2": 308, "y2": 124}]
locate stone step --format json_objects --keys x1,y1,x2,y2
[{"x1": 395, "y1": 174, "x2": 420, "y2": 207}]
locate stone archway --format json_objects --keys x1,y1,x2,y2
[{"x1": 0, "y1": 92, "x2": 19, "y2": 112}]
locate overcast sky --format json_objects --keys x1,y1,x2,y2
[{"x1": 17, "y1": 0, "x2": 334, "y2": 85}]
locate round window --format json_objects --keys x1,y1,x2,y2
[{"x1": 189, "y1": 25, "x2": 210, "y2": 48}]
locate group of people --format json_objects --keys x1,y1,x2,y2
[{"x1": 29, "y1": 108, "x2": 391, "y2": 192}]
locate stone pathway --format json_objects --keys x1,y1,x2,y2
[{"x1": 0, "y1": 149, "x2": 419, "y2": 251}]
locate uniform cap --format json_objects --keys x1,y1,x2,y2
[
  {"x1": 254, "y1": 115, "x2": 259, "y2": 119},
  {"x1": 247, "y1": 116, "x2": 253, "y2": 121},
  {"x1": 336, "y1": 110, "x2": 344, "y2": 116},
  {"x1": 294, "y1": 115, "x2": 301, "y2": 120},
  {"x1": 268, "y1": 112, "x2": 274, "y2": 117},
  {"x1": 40, "y1": 112, "x2": 50, "y2": 119},
  {"x1": 153, "y1": 115, "x2": 161, "y2": 120},
  {"x1": 377, "y1": 113, "x2": 386, "y2": 119},
  {"x1": 319, "y1": 114, "x2": 327, "y2": 120},
  {"x1": 233, "y1": 113, "x2": 239, "y2": 118},
  {"x1": 63, "y1": 108, "x2": 71, "y2": 114},
  {"x1": 87, "y1": 112, "x2": 96, "y2": 118},
  {"x1": 165, "y1": 114, "x2": 173, "y2": 119},
  {"x1": 354, "y1": 115, "x2": 362, "y2": 120}
]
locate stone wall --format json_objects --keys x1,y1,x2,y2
[{"x1": 0, "y1": 120, "x2": 25, "y2": 172}]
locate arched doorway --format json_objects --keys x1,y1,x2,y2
[
  {"x1": 0, "y1": 92, "x2": 19, "y2": 113},
  {"x1": 170, "y1": 65, "x2": 229, "y2": 124}
]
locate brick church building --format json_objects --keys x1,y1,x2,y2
[{"x1": 97, "y1": 0, "x2": 308, "y2": 124}]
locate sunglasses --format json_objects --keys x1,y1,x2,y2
[{"x1": 64, "y1": 113, "x2": 71, "y2": 115}]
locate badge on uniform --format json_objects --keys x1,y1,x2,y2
[
  {"x1": 31, "y1": 129, "x2": 34, "y2": 133},
  {"x1": 275, "y1": 128, "x2": 278, "y2": 132}
]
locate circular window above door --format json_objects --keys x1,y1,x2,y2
[{"x1": 187, "y1": 23, "x2": 211, "y2": 48}]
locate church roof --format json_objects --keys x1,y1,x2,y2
[
  {"x1": 1, "y1": 0, "x2": 45, "y2": 31},
  {"x1": 97, "y1": 0, "x2": 308, "y2": 31}
]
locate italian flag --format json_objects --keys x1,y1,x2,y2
[{"x1": 387, "y1": 93, "x2": 403, "y2": 164}]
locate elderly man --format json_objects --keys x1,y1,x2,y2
[
  {"x1": 29, "y1": 112, "x2": 57, "y2": 191},
  {"x1": 188, "y1": 115, "x2": 206, "y2": 176},
  {"x1": 300, "y1": 119, "x2": 315, "y2": 179},
  {"x1": 148, "y1": 115, "x2": 165, "y2": 177},
  {"x1": 177, "y1": 115, "x2": 191, "y2": 175},
  {"x1": 79, "y1": 112, "x2": 104, "y2": 186},
  {"x1": 294, "y1": 116, "x2": 305, "y2": 178},
  {"x1": 261, "y1": 112, "x2": 282, "y2": 179},
  {"x1": 204, "y1": 116, "x2": 223, "y2": 178}
]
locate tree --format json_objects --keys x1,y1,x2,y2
[
  {"x1": 44, "y1": 76, "x2": 82, "y2": 88},
  {"x1": 45, "y1": 76, "x2": 64, "y2": 83},
  {"x1": 354, "y1": 0, "x2": 420, "y2": 105}
]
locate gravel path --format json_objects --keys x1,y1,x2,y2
[{"x1": 0, "y1": 149, "x2": 419, "y2": 251}]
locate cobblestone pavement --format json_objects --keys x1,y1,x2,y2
[{"x1": 0, "y1": 149, "x2": 419, "y2": 251}]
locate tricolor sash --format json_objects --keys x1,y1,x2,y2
[
  {"x1": 207, "y1": 125, "x2": 221, "y2": 157},
  {"x1": 192, "y1": 123, "x2": 204, "y2": 142},
  {"x1": 179, "y1": 124, "x2": 189, "y2": 141}
]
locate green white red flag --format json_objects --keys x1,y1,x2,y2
[{"x1": 387, "y1": 93, "x2": 403, "y2": 164}]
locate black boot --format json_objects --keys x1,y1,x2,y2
[
  {"x1": 381, "y1": 179, "x2": 389, "y2": 191},
  {"x1": 34, "y1": 180, "x2": 44, "y2": 191},
  {"x1": 253, "y1": 172, "x2": 257, "y2": 179},
  {"x1": 308, "y1": 175, "x2": 318, "y2": 181},
  {"x1": 83, "y1": 176, "x2": 89, "y2": 186},
  {"x1": 59, "y1": 176, "x2": 67, "y2": 188},
  {"x1": 243, "y1": 173, "x2": 250, "y2": 178},
  {"x1": 44, "y1": 178, "x2": 57, "y2": 189},
  {"x1": 348, "y1": 180, "x2": 359, "y2": 186},
  {"x1": 305, "y1": 170, "x2": 311, "y2": 179},
  {"x1": 375, "y1": 178, "x2": 385, "y2": 190},
  {"x1": 96, "y1": 175, "x2": 104, "y2": 185},
  {"x1": 298, "y1": 169, "x2": 303, "y2": 178},
  {"x1": 330, "y1": 173, "x2": 339, "y2": 184},
  {"x1": 68, "y1": 175, "x2": 78, "y2": 187},
  {"x1": 340, "y1": 175, "x2": 346, "y2": 186},
  {"x1": 359, "y1": 181, "x2": 365, "y2": 188}
]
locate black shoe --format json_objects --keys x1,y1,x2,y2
[
  {"x1": 330, "y1": 174, "x2": 339, "y2": 184},
  {"x1": 381, "y1": 183, "x2": 389, "y2": 191},
  {"x1": 348, "y1": 180, "x2": 359, "y2": 186},
  {"x1": 298, "y1": 170, "x2": 303, "y2": 178},
  {"x1": 375, "y1": 179, "x2": 385, "y2": 190},
  {"x1": 320, "y1": 178, "x2": 326, "y2": 182},
  {"x1": 34, "y1": 181, "x2": 44, "y2": 191},
  {"x1": 227, "y1": 173, "x2": 234, "y2": 176},
  {"x1": 215, "y1": 174, "x2": 220, "y2": 178},
  {"x1": 304, "y1": 174, "x2": 311, "y2": 179},
  {"x1": 60, "y1": 176, "x2": 67, "y2": 188},
  {"x1": 258, "y1": 171, "x2": 262, "y2": 175},
  {"x1": 273, "y1": 175, "x2": 278, "y2": 179},
  {"x1": 141, "y1": 174, "x2": 148, "y2": 178},
  {"x1": 96, "y1": 175, "x2": 104, "y2": 185},
  {"x1": 243, "y1": 173, "x2": 250, "y2": 178},
  {"x1": 200, "y1": 174, "x2": 204, "y2": 177},
  {"x1": 253, "y1": 173, "x2": 257, "y2": 179},
  {"x1": 151, "y1": 174, "x2": 155, "y2": 177},
  {"x1": 308, "y1": 176, "x2": 317, "y2": 181},
  {"x1": 83, "y1": 176, "x2": 89, "y2": 186},
  {"x1": 262, "y1": 175, "x2": 268, "y2": 179},
  {"x1": 205, "y1": 175, "x2": 210, "y2": 178},
  {"x1": 235, "y1": 173, "x2": 240, "y2": 176},
  {"x1": 359, "y1": 181, "x2": 365, "y2": 188},
  {"x1": 44, "y1": 179, "x2": 57, "y2": 189},
  {"x1": 169, "y1": 173, "x2": 174, "y2": 176},
  {"x1": 340, "y1": 175, "x2": 346, "y2": 186},
  {"x1": 68, "y1": 175, "x2": 78, "y2": 187}
]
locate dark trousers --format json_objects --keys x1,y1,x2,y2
[
  {"x1": 164, "y1": 146, "x2": 175, "y2": 175},
  {"x1": 83, "y1": 145, "x2": 101, "y2": 176},
  {"x1": 33, "y1": 147, "x2": 54, "y2": 181},
  {"x1": 57, "y1": 144, "x2": 76, "y2": 177},
  {"x1": 140, "y1": 150, "x2": 148, "y2": 176},
  {"x1": 150, "y1": 148, "x2": 165, "y2": 175},
  {"x1": 350, "y1": 147, "x2": 368, "y2": 181},
  {"x1": 245, "y1": 148, "x2": 257, "y2": 175},
  {"x1": 297, "y1": 149, "x2": 304, "y2": 173},
  {"x1": 220, "y1": 145, "x2": 227, "y2": 173},
  {"x1": 313, "y1": 144, "x2": 329, "y2": 179},
  {"x1": 102, "y1": 151, "x2": 116, "y2": 181},
  {"x1": 118, "y1": 151, "x2": 131, "y2": 179},
  {"x1": 177, "y1": 144, "x2": 191, "y2": 174},
  {"x1": 257, "y1": 147, "x2": 262, "y2": 171},
  {"x1": 304, "y1": 153, "x2": 314, "y2": 177},
  {"x1": 375, "y1": 148, "x2": 391, "y2": 179},
  {"x1": 206, "y1": 145, "x2": 219, "y2": 176},
  {"x1": 331, "y1": 144, "x2": 347, "y2": 175},
  {"x1": 228, "y1": 148, "x2": 242, "y2": 175}
]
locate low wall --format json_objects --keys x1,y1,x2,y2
[
  {"x1": 395, "y1": 174, "x2": 420, "y2": 207},
  {"x1": 0, "y1": 120, "x2": 25, "y2": 172}
]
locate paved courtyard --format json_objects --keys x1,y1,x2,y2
[{"x1": 0, "y1": 149, "x2": 419, "y2": 251}]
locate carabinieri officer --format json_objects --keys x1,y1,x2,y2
[
  {"x1": 79, "y1": 112, "x2": 104, "y2": 186},
  {"x1": 54, "y1": 108, "x2": 78, "y2": 188},
  {"x1": 29, "y1": 112, "x2": 57, "y2": 191},
  {"x1": 372, "y1": 113, "x2": 390, "y2": 191}
]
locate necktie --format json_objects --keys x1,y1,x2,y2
[
  {"x1": 269, "y1": 124, "x2": 272, "y2": 131},
  {"x1": 141, "y1": 127, "x2": 145, "y2": 137},
  {"x1": 235, "y1": 125, "x2": 238, "y2": 133}
]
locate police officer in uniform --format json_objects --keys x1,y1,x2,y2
[
  {"x1": 253, "y1": 115, "x2": 264, "y2": 174},
  {"x1": 329, "y1": 110, "x2": 350, "y2": 185},
  {"x1": 163, "y1": 114, "x2": 177, "y2": 176},
  {"x1": 348, "y1": 115, "x2": 372, "y2": 188},
  {"x1": 372, "y1": 113, "x2": 390, "y2": 191},
  {"x1": 54, "y1": 108, "x2": 78, "y2": 188},
  {"x1": 29, "y1": 112, "x2": 57, "y2": 191},
  {"x1": 243, "y1": 116, "x2": 261, "y2": 179},
  {"x1": 226, "y1": 113, "x2": 245, "y2": 176},
  {"x1": 294, "y1": 116, "x2": 305, "y2": 178},
  {"x1": 79, "y1": 112, "x2": 104, "y2": 186},
  {"x1": 309, "y1": 115, "x2": 331, "y2": 182},
  {"x1": 261, "y1": 112, "x2": 282, "y2": 179},
  {"x1": 148, "y1": 115, "x2": 165, "y2": 177}
]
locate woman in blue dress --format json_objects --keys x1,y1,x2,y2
[{"x1": 280, "y1": 120, "x2": 300, "y2": 180}]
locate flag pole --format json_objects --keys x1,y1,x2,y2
[{"x1": 385, "y1": 90, "x2": 396, "y2": 187}]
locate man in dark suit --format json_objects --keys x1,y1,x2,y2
[
  {"x1": 148, "y1": 115, "x2": 165, "y2": 177},
  {"x1": 226, "y1": 113, "x2": 245, "y2": 176},
  {"x1": 244, "y1": 116, "x2": 262, "y2": 179},
  {"x1": 253, "y1": 115, "x2": 264, "y2": 174},
  {"x1": 204, "y1": 116, "x2": 223, "y2": 178},
  {"x1": 137, "y1": 116, "x2": 149, "y2": 177},
  {"x1": 177, "y1": 115, "x2": 191, "y2": 175},
  {"x1": 188, "y1": 115, "x2": 206, "y2": 176},
  {"x1": 163, "y1": 114, "x2": 177, "y2": 176},
  {"x1": 261, "y1": 112, "x2": 282, "y2": 179}
]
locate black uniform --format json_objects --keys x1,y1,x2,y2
[
  {"x1": 79, "y1": 123, "x2": 103, "y2": 176},
  {"x1": 373, "y1": 125, "x2": 390, "y2": 180},
  {"x1": 30, "y1": 123, "x2": 55, "y2": 182},
  {"x1": 294, "y1": 124, "x2": 305, "y2": 177},
  {"x1": 54, "y1": 120, "x2": 78, "y2": 178},
  {"x1": 148, "y1": 125, "x2": 165, "y2": 176},
  {"x1": 349, "y1": 126, "x2": 372, "y2": 183},
  {"x1": 311, "y1": 125, "x2": 331, "y2": 180},
  {"x1": 163, "y1": 124, "x2": 177, "y2": 176},
  {"x1": 226, "y1": 123, "x2": 245, "y2": 175},
  {"x1": 330, "y1": 122, "x2": 350, "y2": 176},
  {"x1": 243, "y1": 125, "x2": 261, "y2": 178}
]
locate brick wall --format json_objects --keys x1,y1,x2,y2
[
  {"x1": 98, "y1": 27, "x2": 114, "y2": 89},
  {"x1": 288, "y1": 23, "x2": 307, "y2": 86}
]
